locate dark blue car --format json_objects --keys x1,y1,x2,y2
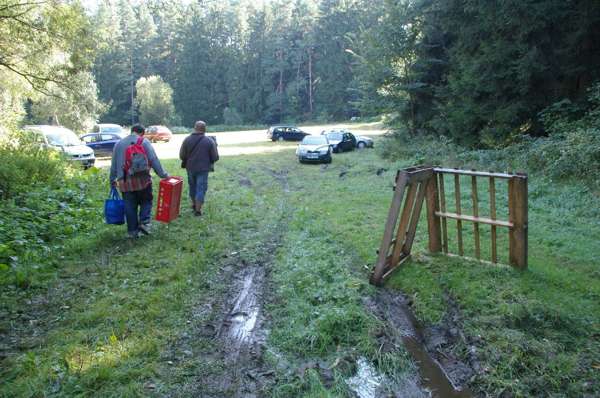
[{"x1": 80, "y1": 132, "x2": 124, "y2": 156}]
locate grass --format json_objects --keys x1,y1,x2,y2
[{"x1": 1, "y1": 135, "x2": 599, "y2": 397}]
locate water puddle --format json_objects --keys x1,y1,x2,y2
[
  {"x1": 346, "y1": 357, "x2": 385, "y2": 398},
  {"x1": 219, "y1": 266, "x2": 265, "y2": 352},
  {"x1": 370, "y1": 291, "x2": 473, "y2": 398}
]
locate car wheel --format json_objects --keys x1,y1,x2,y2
[
  {"x1": 357, "y1": 141, "x2": 366, "y2": 149},
  {"x1": 325, "y1": 156, "x2": 332, "y2": 164},
  {"x1": 278, "y1": 136, "x2": 284, "y2": 142}
]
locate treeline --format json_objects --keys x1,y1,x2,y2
[
  {"x1": 1, "y1": 0, "x2": 600, "y2": 146},
  {"x1": 364, "y1": 0, "x2": 600, "y2": 146},
  {"x1": 92, "y1": 0, "x2": 381, "y2": 126}
]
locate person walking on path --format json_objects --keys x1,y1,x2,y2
[
  {"x1": 179, "y1": 120, "x2": 219, "y2": 216},
  {"x1": 110, "y1": 124, "x2": 169, "y2": 238}
]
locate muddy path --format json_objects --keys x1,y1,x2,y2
[
  {"x1": 161, "y1": 168, "x2": 291, "y2": 397},
  {"x1": 366, "y1": 289, "x2": 478, "y2": 398}
]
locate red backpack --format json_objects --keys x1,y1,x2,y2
[{"x1": 124, "y1": 136, "x2": 150, "y2": 176}]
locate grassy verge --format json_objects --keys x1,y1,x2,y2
[{"x1": 1, "y1": 137, "x2": 598, "y2": 396}]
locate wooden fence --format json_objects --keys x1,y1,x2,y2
[{"x1": 370, "y1": 166, "x2": 528, "y2": 286}]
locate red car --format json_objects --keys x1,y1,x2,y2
[{"x1": 146, "y1": 125, "x2": 173, "y2": 142}]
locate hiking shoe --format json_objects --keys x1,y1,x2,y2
[
  {"x1": 194, "y1": 210, "x2": 202, "y2": 217},
  {"x1": 139, "y1": 223, "x2": 152, "y2": 235},
  {"x1": 127, "y1": 231, "x2": 139, "y2": 239}
]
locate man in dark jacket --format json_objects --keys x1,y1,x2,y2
[{"x1": 179, "y1": 120, "x2": 219, "y2": 216}]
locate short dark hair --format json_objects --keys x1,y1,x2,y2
[{"x1": 131, "y1": 124, "x2": 145, "y2": 135}]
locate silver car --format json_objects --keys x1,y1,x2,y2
[
  {"x1": 296, "y1": 135, "x2": 332, "y2": 164},
  {"x1": 24, "y1": 125, "x2": 96, "y2": 168}
]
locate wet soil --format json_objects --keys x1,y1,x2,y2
[
  {"x1": 162, "y1": 169, "x2": 291, "y2": 397},
  {"x1": 366, "y1": 289, "x2": 478, "y2": 398}
]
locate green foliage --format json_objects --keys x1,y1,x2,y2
[
  {"x1": 360, "y1": 0, "x2": 600, "y2": 145},
  {"x1": 0, "y1": 1, "x2": 95, "y2": 131},
  {"x1": 222, "y1": 107, "x2": 243, "y2": 125},
  {"x1": 29, "y1": 72, "x2": 107, "y2": 133},
  {"x1": 382, "y1": 83, "x2": 600, "y2": 187},
  {"x1": 0, "y1": 131, "x2": 73, "y2": 199},
  {"x1": 135, "y1": 75, "x2": 179, "y2": 126}
]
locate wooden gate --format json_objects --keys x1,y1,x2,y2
[{"x1": 370, "y1": 166, "x2": 528, "y2": 286}]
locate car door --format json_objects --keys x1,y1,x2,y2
[
  {"x1": 342, "y1": 133, "x2": 353, "y2": 151},
  {"x1": 292, "y1": 128, "x2": 304, "y2": 140},
  {"x1": 348, "y1": 133, "x2": 357, "y2": 149},
  {"x1": 101, "y1": 134, "x2": 118, "y2": 154},
  {"x1": 82, "y1": 134, "x2": 100, "y2": 152}
]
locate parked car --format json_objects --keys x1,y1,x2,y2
[
  {"x1": 94, "y1": 123, "x2": 125, "y2": 136},
  {"x1": 321, "y1": 129, "x2": 374, "y2": 150},
  {"x1": 267, "y1": 125, "x2": 309, "y2": 141},
  {"x1": 355, "y1": 135, "x2": 374, "y2": 149},
  {"x1": 24, "y1": 125, "x2": 95, "y2": 168},
  {"x1": 80, "y1": 131, "x2": 124, "y2": 156},
  {"x1": 146, "y1": 125, "x2": 173, "y2": 142},
  {"x1": 321, "y1": 129, "x2": 356, "y2": 153},
  {"x1": 296, "y1": 135, "x2": 332, "y2": 164}
]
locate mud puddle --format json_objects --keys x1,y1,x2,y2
[
  {"x1": 218, "y1": 265, "x2": 266, "y2": 356},
  {"x1": 346, "y1": 357, "x2": 386, "y2": 398},
  {"x1": 367, "y1": 289, "x2": 475, "y2": 398}
]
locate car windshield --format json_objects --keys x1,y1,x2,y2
[
  {"x1": 44, "y1": 128, "x2": 82, "y2": 146},
  {"x1": 326, "y1": 132, "x2": 342, "y2": 140},
  {"x1": 302, "y1": 136, "x2": 328, "y2": 145},
  {"x1": 101, "y1": 127, "x2": 123, "y2": 134}
]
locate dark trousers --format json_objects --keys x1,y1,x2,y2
[{"x1": 122, "y1": 185, "x2": 153, "y2": 233}]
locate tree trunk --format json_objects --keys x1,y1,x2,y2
[{"x1": 308, "y1": 48, "x2": 313, "y2": 115}]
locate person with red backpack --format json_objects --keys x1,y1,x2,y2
[{"x1": 110, "y1": 124, "x2": 169, "y2": 238}]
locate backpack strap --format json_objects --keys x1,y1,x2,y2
[{"x1": 136, "y1": 136, "x2": 144, "y2": 146}]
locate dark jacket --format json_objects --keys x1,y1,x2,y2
[{"x1": 179, "y1": 133, "x2": 219, "y2": 173}]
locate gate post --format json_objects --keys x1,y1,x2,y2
[
  {"x1": 509, "y1": 174, "x2": 528, "y2": 269},
  {"x1": 425, "y1": 173, "x2": 442, "y2": 253}
]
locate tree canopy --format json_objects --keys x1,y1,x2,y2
[{"x1": 1, "y1": 0, "x2": 599, "y2": 144}]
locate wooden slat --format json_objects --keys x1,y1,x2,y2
[
  {"x1": 406, "y1": 168, "x2": 434, "y2": 183},
  {"x1": 471, "y1": 175, "x2": 481, "y2": 259},
  {"x1": 489, "y1": 176, "x2": 497, "y2": 263},
  {"x1": 438, "y1": 173, "x2": 448, "y2": 253},
  {"x1": 381, "y1": 253, "x2": 411, "y2": 281},
  {"x1": 390, "y1": 183, "x2": 418, "y2": 266},
  {"x1": 425, "y1": 173, "x2": 442, "y2": 253},
  {"x1": 509, "y1": 175, "x2": 528, "y2": 269},
  {"x1": 371, "y1": 172, "x2": 409, "y2": 285},
  {"x1": 435, "y1": 212, "x2": 513, "y2": 228},
  {"x1": 434, "y1": 168, "x2": 519, "y2": 179},
  {"x1": 402, "y1": 180, "x2": 428, "y2": 254},
  {"x1": 454, "y1": 174, "x2": 464, "y2": 256}
]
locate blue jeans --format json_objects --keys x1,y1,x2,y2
[
  {"x1": 188, "y1": 170, "x2": 209, "y2": 203},
  {"x1": 122, "y1": 185, "x2": 153, "y2": 233}
]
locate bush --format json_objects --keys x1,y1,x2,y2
[
  {"x1": 380, "y1": 82, "x2": 600, "y2": 187},
  {"x1": 0, "y1": 131, "x2": 104, "y2": 287},
  {"x1": 135, "y1": 76, "x2": 179, "y2": 126},
  {"x1": 0, "y1": 130, "x2": 74, "y2": 199}
]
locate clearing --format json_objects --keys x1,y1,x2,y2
[{"x1": 1, "y1": 127, "x2": 599, "y2": 397}]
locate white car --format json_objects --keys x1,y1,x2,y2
[
  {"x1": 24, "y1": 125, "x2": 95, "y2": 168},
  {"x1": 296, "y1": 135, "x2": 332, "y2": 163}
]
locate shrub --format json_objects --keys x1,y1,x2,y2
[
  {"x1": 0, "y1": 130, "x2": 104, "y2": 287},
  {"x1": 135, "y1": 76, "x2": 179, "y2": 126},
  {"x1": 380, "y1": 82, "x2": 600, "y2": 187},
  {"x1": 0, "y1": 130, "x2": 74, "y2": 199}
]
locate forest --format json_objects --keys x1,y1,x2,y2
[{"x1": 1, "y1": 0, "x2": 599, "y2": 145}]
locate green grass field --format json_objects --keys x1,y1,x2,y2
[{"x1": 1, "y1": 141, "x2": 598, "y2": 397}]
